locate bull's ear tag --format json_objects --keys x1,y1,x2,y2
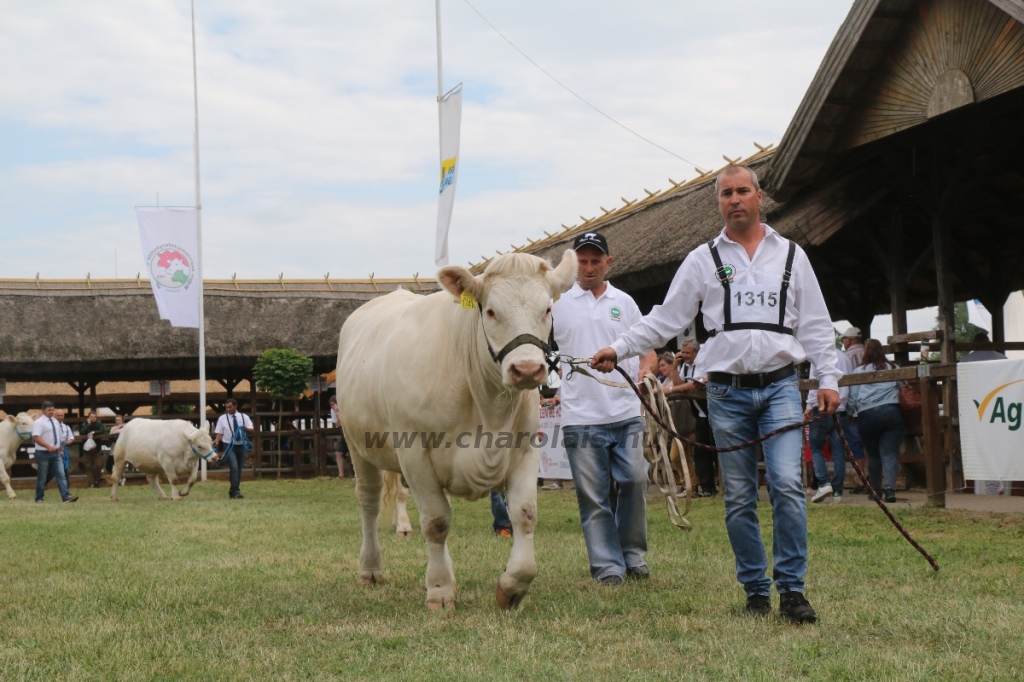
[
  {"x1": 553, "y1": 292, "x2": 561, "y2": 303},
  {"x1": 460, "y1": 291, "x2": 476, "y2": 309}
]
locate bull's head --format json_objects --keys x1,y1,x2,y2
[
  {"x1": 438, "y1": 249, "x2": 576, "y2": 390},
  {"x1": 8, "y1": 413, "x2": 34, "y2": 441},
  {"x1": 186, "y1": 428, "x2": 217, "y2": 462}
]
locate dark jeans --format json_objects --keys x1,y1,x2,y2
[
  {"x1": 692, "y1": 416, "x2": 719, "y2": 493},
  {"x1": 491, "y1": 490, "x2": 511, "y2": 531},
  {"x1": 226, "y1": 445, "x2": 246, "y2": 496},
  {"x1": 35, "y1": 450, "x2": 72, "y2": 501},
  {"x1": 857, "y1": 403, "x2": 906, "y2": 492}
]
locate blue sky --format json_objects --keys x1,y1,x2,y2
[{"x1": 1, "y1": 0, "x2": 859, "y2": 282}]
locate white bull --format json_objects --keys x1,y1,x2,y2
[
  {"x1": 110, "y1": 419, "x2": 217, "y2": 501},
  {"x1": 1, "y1": 412, "x2": 35, "y2": 499},
  {"x1": 337, "y1": 250, "x2": 576, "y2": 610}
]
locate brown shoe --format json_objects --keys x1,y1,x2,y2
[{"x1": 63, "y1": 495, "x2": 79, "y2": 503}]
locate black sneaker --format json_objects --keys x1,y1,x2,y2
[
  {"x1": 625, "y1": 565, "x2": 650, "y2": 580},
  {"x1": 745, "y1": 594, "x2": 771, "y2": 616},
  {"x1": 230, "y1": 493, "x2": 245, "y2": 499},
  {"x1": 779, "y1": 591, "x2": 817, "y2": 624},
  {"x1": 63, "y1": 495, "x2": 79, "y2": 503},
  {"x1": 884, "y1": 489, "x2": 896, "y2": 503},
  {"x1": 598, "y1": 575, "x2": 623, "y2": 586}
]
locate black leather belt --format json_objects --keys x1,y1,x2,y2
[{"x1": 707, "y1": 363, "x2": 796, "y2": 389}]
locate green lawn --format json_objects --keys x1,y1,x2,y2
[{"x1": 1, "y1": 478, "x2": 1022, "y2": 681}]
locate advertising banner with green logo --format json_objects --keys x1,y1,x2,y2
[
  {"x1": 958, "y1": 358, "x2": 1024, "y2": 482},
  {"x1": 136, "y1": 207, "x2": 201, "y2": 328}
]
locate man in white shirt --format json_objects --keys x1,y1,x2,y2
[
  {"x1": 839, "y1": 327, "x2": 866, "y2": 470},
  {"x1": 841, "y1": 327, "x2": 865, "y2": 367},
  {"x1": 213, "y1": 398, "x2": 254, "y2": 499},
  {"x1": 31, "y1": 401, "x2": 78, "y2": 503},
  {"x1": 553, "y1": 232, "x2": 656, "y2": 585},
  {"x1": 592, "y1": 165, "x2": 841, "y2": 623}
]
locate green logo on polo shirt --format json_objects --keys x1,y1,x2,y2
[{"x1": 610, "y1": 306, "x2": 621, "y2": 321}]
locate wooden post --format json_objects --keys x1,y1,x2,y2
[
  {"x1": 889, "y1": 213, "x2": 909, "y2": 365},
  {"x1": 991, "y1": 298, "x2": 1006, "y2": 344},
  {"x1": 251, "y1": 376, "x2": 261, "y2": 480},
  {"x1": 920, "y1": 373, "x2": 945, "y2": 507}
]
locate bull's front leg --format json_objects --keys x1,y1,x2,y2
[
  {"x1": 403, "y1": 455, "x2": 456, "y2": 610},
  {"x1": 497, "y1": 447, "x2": 539, "y2": 609},
  {"x1": 393, "y1": 482, "x2": 413, "y2": 537},
  {"x1": 178, "y1": 462, "x2": 199, "y2": 498},
  {"x1": 2, "y1": 464, "x2": 17, "y2": 499}
]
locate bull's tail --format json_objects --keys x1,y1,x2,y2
[{"x1": 380, "y1": 470, "x2": 400, "y2": 527}]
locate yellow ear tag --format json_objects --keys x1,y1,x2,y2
[
  {"x1": 553, "y1": 292, "x2": 561, "y2": 303},
  {"x1": 460, "y1": 291, "x2": 476, "y2": 309}
]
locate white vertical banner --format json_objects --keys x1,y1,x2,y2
[
  {"x1": 435, "y1": 83, "x2": 463, "y2": 266},
  {"x1": 538, "y1": 404, "x2": 572, "y2": 480},
  {"x1": 136, "y1": 208, "x2": 201, "y2": 328},
  {"x1": 958, "y1": 358, "x2": 1024, "y2": 482}
]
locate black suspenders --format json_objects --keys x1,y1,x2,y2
[{"x1": 706, "y1": 238, "x2": 797, "y2": 337}]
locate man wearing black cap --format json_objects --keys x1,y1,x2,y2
[{"x1": 551, "y1": 232, "x2": 656, "y2": 585}]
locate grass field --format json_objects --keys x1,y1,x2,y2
[{"x1": 1, "y1": 478, "x2": 1022, "y2": 681}]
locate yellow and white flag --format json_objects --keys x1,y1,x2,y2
[{"x1": 435, "y1": 83, "x2": 462, "y2": 266}]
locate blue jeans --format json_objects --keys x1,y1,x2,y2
[
  {"x1": 844, "y1": 418, "x2": 864, "y2": 460},
  {"x1": 809, "y1": 409, "x2": 848, "y2": 493},
  {"x1": 563, "y1": 417, "x2": 649, "y2": 580},
  {"x1": 226, "y1": 445, "x2": 245, "y2": 496},
  {"x1": 857, "y1": 403, "x2": 905, "y2": 492},
  {"x1": 35, "y1": 450, "x2": 72, "y2": 502},
  {"x1": 706, "y1": 378, "x2": 807, "y2": 596},
  {"x1": 491, "y1": 490, "x2": 511, "y2": 531}
]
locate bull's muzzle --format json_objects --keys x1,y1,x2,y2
[{"x1": 508, "y1": 362, "x2": 547, "y2": 388}]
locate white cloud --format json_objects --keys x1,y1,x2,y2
[{"x1": 0, "y1": 0, "x2": 854, "y2": 279}]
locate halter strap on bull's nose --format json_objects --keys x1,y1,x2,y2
[
  {"x1": 14, "y1": 426, "x2": 33, "y2": 439},
  {"x1": 476, "y1": 302, "x2": 556, "y2": 371},
  {"x1": 187, "y1": 430, "x2": 217, "y2": 461}
]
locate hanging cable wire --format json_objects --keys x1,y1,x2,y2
[{"x1": 462, "y1": 0, "x2": 699, "y2": 167}]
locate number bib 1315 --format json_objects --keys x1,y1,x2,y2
[{"x1": 730, "y1": 284, "x2": 781, "y2": 325}]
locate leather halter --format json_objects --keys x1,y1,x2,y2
[{"x1": 476, "y1": 303, "x2": 559, "y2": 374}]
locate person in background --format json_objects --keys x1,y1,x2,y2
[
  {"x1": 804, "y1": 349, "x2": 855, "y2": 504},
  {"x1": 657, "y1": 351, "x2": 682, "y2": 389},
  {"x1": 672, "y1": 339, "x2": 718, "y2": 497},
  {"x1": 960, "y1": 331, "x2": 1007, "y2": 362},
  {"x1": 213, "y1": 399, "x2": 254, "y2": 499},
  {"x1": 839, "y1": 327, "x2": 866, "y2": 490},
  {"x1": 847, "y1": 339, "x2": 905, "y2": 504},
  {"x1": 54, "y1": 409, "x2": 75, "y2": 482},
  {"x1": 329, "y1": 395, "x2": 353, "y2": 478},
  {"x1": 31, "y1": 401, "x2": 77, "y2": 503},
  {"x1": 490, "y1": 490, "x2": 513, "y2": 538},
  {"x1": 107, "y1": 414, "x2": 126, "y2": 484},
  {"x1": 80, "y1": 411, "x2": 106, "y2": 488}
]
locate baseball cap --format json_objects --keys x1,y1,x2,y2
[
  {"x1": 840, "y1": 327, "x2": 861, "y2": 339},
  {"x1": 573, "y1": 232, "x2": 609, "y2": 255}
]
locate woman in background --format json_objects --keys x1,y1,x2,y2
[{"x1": 847, "y1": 340, "x2": 906, "y2": 503}]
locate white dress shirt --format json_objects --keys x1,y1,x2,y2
[
  {"x1": 680, "y1": 362, "x2": 708, "y2": 418},
  {"x1": 609, "y1": 224, "x2": 841, "y2": 391},
  {"x1": 215, "y1": 412, "x2": 253, "y2": 445},
  {"x1": 553, "y1": 282, "x2": 644, "y2": 426},
  {"x1": 31, "y1": 415, "x2": 63, "y2": 451}
]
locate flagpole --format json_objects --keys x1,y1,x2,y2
[
  {"x1": 435, "y1": 0, "x2": 443, "y2": 161},
  {"x1": 191, "y1": 0, "x2": 208, "y2": 481}
]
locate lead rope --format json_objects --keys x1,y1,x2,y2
[
  {"x1": 640, "y1": 375, "x2": 693, "y2": 531},
  {"x1": 591, "y1": 362, "x2": 939, "y2": 572}
]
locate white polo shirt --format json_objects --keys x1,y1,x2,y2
[
  {"x1": 215, "y1": 412, "x2": 253, "y2": 445},
  {"x1": 553, "y1": 282, "x2": 643, "y2": 426}
]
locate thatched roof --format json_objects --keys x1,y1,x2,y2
[{"x1": 0, "y1": 278, "x2": 438, "y2": 382}]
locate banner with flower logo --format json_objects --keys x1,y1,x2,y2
[{"x1": 136, "y1": 208, "x2": 201, "y2": 328}]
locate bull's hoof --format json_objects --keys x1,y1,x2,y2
[
  {"x1": 426, "y1": 598, "x2": 456, "y2": 611},
  {"x1": 496, "y1": 582, "x2": 524, "y2": 610},
  {"x1": 7, "y1": 494, "x2": 17, "y2": 500},
  {"x1": 359, "y1": 571, "x2": 384, "y2": 586}
]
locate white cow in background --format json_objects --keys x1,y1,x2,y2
[
  {"x1": 1, "y1": 412, "x2": 35, "y2": 499},
  {"x1": 337, "y1": 250, "x2": 576, "y2": 611},
  {"x1": 109, "y1": 419, "x2": 217, "y2": 501}
]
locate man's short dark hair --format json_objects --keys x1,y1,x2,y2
[
  {"x1": 41, "y1": 400, "x2": 54, "y2": 410},
  {"x1": 972, "y1": 331, "x2": 990, "y2": 343},
  {"x1": 225, "y1": 398, "x2": 238, "y2": 407}
]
